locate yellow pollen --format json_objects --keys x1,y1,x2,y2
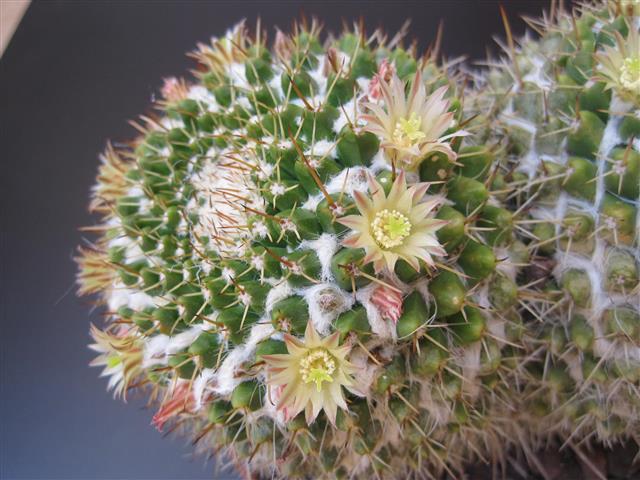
[
  {"x1": 299, "y1": 349, "x2": 336, "y2": 392},
  {"x1": 371, "y1": 209, "x2": 412, "y2": 249},
  {"x1": 620, "y1": 57, "x2": 640, "y2": 93},
  {"x1": 392, "y1": 112, "x2": 426, "y2": 147}
]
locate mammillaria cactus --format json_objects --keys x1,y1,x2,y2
[
  {"x1": 467, "y1": 0, "x2": 640, "y2": 451},
  {"x1": 78, "y1": 1, "x2": 639, "y2": 478}
]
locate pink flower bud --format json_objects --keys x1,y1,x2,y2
[
  {"x1": 161, "y1": 77, "x2": 188, "y2": 102},
  {"x1": 371, "y1": 285, "x2": 403, "y2": 323},
  {"x1": 152, "y1": 382, "x2": 196, "y2": 431},
  {"x1": 367, "y1": 59, "x2": 395, "y2": 100}
]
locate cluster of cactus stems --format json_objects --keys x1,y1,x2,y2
[{"x1": 78, "y1": 1, "x2": 639, "y2": 478}]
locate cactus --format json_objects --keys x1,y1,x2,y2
[
  {"x1": 78, "y1": 3, "x2": 639, "y2": 478},
  {"x1": 467, "y1": 0, "x2": 640, "y2": 451}
]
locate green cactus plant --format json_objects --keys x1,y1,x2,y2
[
  {"x1": 467, "y1": 0, "x2": 639, "y2": 451},
  {"x1": 78, "y1": 2, "x2": 639, "y2": 478}
]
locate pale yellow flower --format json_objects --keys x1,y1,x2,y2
[
  {"x1": 596, "y1": 26, "x2": 640, "y2": 103},
  {"x1": 338, "y1": 172, "x2": 447, "y2": 273},
  {"x1": 361, "y1": 69, "x2": 460, "y2": 171},
  {"x1": 262, "y1": 322, "x2": 357, "y2": 425},
  {"x1": 89, "y1": 325, "x2": 143, "y2": 399}
]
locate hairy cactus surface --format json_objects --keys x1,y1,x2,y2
[
  {"x1": 78, "y1": 2, "x2": 639, "y2": 478},
  {"x1": 467, "y1": 0, "x2": 640, "y2": 451}
]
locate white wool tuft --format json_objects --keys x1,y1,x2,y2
[
  {"x1": 165, "y1": 325, "x2": 206, "y2": 354},
  {"x1": 304, "y1": 139, "x2": 337, "y2": 158},
  {"x1": 299, "y1": 233, "x2": 339, "y2": 282},
  {"x1": 372, "y1": 407, "x2": 403, "y2": 448},
  {"x1": 267, "y1": 70, "x2": 285, "y2": 99},
  {"x1": 301, "y1": 165, "x2": 373, "y2": 211},
  {"x1": 265, "y1": 281, "x2": 293, "y2": 313},
  {"x1": 193, "y1": 368, "x2": 216, "y2": 411},
  {"x1": 160, "y1": 117, "x2": 185, "y2": 130},
  {"x1": 301, "y1": 192, "x2": 324, "y2": 211},
  {"x1": 369, "y1": 150, "x2": 389, "y2": 173},
  {"x1": 301, "y1": 283, "x2": 355, "y2": 335},
  {"x1": 142, "y1": 335, "x2": 170, "y2": 368},
  {"x1": 326, "y1": 166, "x2": 370, "y2": 195},
  {"x1": 500, "y1": 98, "x2": 540, "y2": 178},
  {"x1": 227, "y1": 62, "x2": 249, "y2": 90},
  {"x1": 522, "y1": 54, "x2": 553, "y2": 89},
  {"x1": 141, "y1": 325, "x2": 204, "y2": 368},
  {"x1": 236, "y1": 96, "x2": 252, "y2": 111},
  {"x1": 187, "y1": 85, "x2": 219, "y2": 112},
  {"x1": 107, "y1": 282, "x2": 158, "y2": 313},
  {"x1": 332, "y1": 97, "x2": 363, "y2": 133},
  {"x1": 355, "y1": 76, "x2": 369, "y2": 93},
  {"x1": 212, "y1": 322, "x2": 275, "y2": 395},
  {"x1": 459, "y1": 342, "x2": 482, "y2": 399}
]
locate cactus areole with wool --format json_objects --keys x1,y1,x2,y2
[{"x1": 78, "y1": 2, "x2": 640, "y2": 478}]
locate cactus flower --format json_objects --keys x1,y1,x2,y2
[
  {"x1": 361, "y1": 69, "x2": 459, "y2": 170},
  {"x1": 339, "y1": 171, "x2": 447, "y2": 273},
  {"x1": 89, "y1": 325, "x2": 143, "y2": 399},
  {"x1": 262, "y1": 322, "x2": 357, "y2": 425},
  {"x1": 596, "y1": 27, "x2": 640, "y2": 103}
]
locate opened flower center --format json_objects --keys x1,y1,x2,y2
[
  {"x1": 299, "y1": 349, "x2": 336, "y2": 392},
  {"x1": 620, "y1": 57, "x2": 640, "y2": 92},
  {"x1": 393, "y1": 112, "x2": 426, "y2": 148},
  {"x1": 372, "y1": 209, "x2": 412, "y2": 249},
  {"x1": 106, "y1": 355, "x2": 122, "y2": 369}
]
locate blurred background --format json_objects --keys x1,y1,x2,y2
[{"x1": 1, "y1": 1, "x2": 560, "y2": 478}]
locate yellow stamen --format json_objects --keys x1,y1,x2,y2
[
  {"x1": 392, "y1": 112, "x2": 426, "y2": 148},
  {"x1": 371, "y1": 209, "x2": 412, "y2": 249},
  {"x1": 299, "y1": 349, "x2": 336, "y2": 392},
  {"x1": 620, "y1": 57, "x2": 640, "y2": 93}
]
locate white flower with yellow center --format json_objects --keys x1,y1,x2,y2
[
  {"x1": 339, "y1": 171, "x2": 448, "y2": 273},
  {"x1": 262, "y1": 322, "x2": 357, "y2": 425},
  {"x1": 596, "y1": 27, "x2": 640, "y2": 103},
  {"x1": 89, "y1": 325, "x2": 143, "y2": 399},
  {"x1": 361, "y1": 69, "x2": 462, "y2": 171}
]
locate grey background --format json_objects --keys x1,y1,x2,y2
[{"x1": 1, "y1": 1, "x2": 557, "y2": 478}]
